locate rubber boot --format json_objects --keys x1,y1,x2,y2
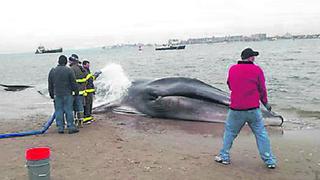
[
  {"x1": 83, "y1": 116, "x2": 93, "y2": 125},
  {"x1": 76, "y1": 112, "x2": 84, "y2": 128},
  {"x1": 74, "y1": 112, "x2": 79, "y2": 128}
]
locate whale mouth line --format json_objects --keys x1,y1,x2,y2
[
  {"x1": 156, "y1": 94, "x2": 229, "y2": 106},
  {"x1": 112, "y1": 106, "x2": 147, "y2": 116}
]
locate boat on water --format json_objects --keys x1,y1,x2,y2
[
  {"x1": 155, "y1": 39, "x2": 186, "y2": 51},
  {"x1": 155, "y1": 44, "x2": 186, "y2": 51},
  {"x1": 35, "y1": 46, "x2": 63, "y2": 54}
]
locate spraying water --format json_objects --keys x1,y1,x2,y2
[{"x1": 94, "y1": 63, "x2": 132, "y2": 107}]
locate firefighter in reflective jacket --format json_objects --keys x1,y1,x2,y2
[
  {"x1": 82, "y1": 60, "x2": 102, "y2": 124},
  {"x1": 68, "y1": 54, "x2": 88, "y2": 127}
]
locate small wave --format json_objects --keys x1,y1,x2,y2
[
  {"x1": 268, "y1": 87, "x2": 289, "y2": 94},
  {"x1": 221, "y1": 58, "x2": 229, "y2": 62},
  {"x1": 281, "y1": 107, "x2": 320, "y2": 119},
  {"x1": 299, "y1": 111, "x2": 320, "y2": 119},
  {"x1": 312, "y1": 97, "x2": 320, "y2": 101},
  {"x1": 184, "y1": 65, "x2": 195, "y2": 68},
  {"x1": 282, "y1": 58, "x2": 296, "y2": 61},
  {"x1": 288, "y1": 50, "x2": 302, "y2": 54},
  {"x1": 287, "y1": 76, "x2": 310, "y2": 80},
  {"x1": 276, "y1": 88, "x2": 288, "y2": 93},
  {"x1": 288, "y1": 75, "x2": 300, "y2": 79},
  {"x1": 308, "y1": 60, "x2": 318, "y2": 63},
  {"x1": 284, "y1": 118, "x2": 317, "y2": 130}
]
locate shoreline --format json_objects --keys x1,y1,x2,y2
[{"x1": 0, "y1": 113, "x2": 320, "y2": 179}]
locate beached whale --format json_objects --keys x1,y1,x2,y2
[{"x1": 93, "y1": 77, "x2": 283, "y2": 126}]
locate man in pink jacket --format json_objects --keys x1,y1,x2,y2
[{"x1": 215, "y1": 48, "x2": 277, "y2": 169}]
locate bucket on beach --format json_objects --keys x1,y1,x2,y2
[{"x1": 25, "y1": 147, "x2": 51, "y2": 180}]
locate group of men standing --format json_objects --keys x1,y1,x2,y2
[{"x1": 48, "y1": 54, "x2": 101, "y2": 134}]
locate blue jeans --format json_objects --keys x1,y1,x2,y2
[
  {"x1": 219, "y1": 109, "x2": 277, "y2": 165},
  {"x1": 54, "y1": 95, "x2": 76, "y2": 131},
  {"x1": 73, "y1": 95, "x2": 84, "y2": 112}
]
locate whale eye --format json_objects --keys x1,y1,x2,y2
[
  {"x1": 148, "y1": 92, "x2": 158, "y2": 100},
  {"x1": 145, "y1": 89, "x2": 161, "y2": 101}
]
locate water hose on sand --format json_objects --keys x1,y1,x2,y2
[
  {"x1": 0, "y1": 108, "x2": 283, "y2": 139},
  {"x1": 0, "y1": 113, "x2": 55, "y2": 139}
]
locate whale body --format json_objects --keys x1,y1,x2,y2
[{"x1": 94, "y1": 77, "x2": 283, "y2": 126}]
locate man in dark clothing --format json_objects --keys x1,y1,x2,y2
[
  {"x1": 82, "y1": 60, "x2": 102, "y2": 124},
  {"x1": 48, "y1": 55, "x2": 79, "y2": 134},
  {"x1": 69, "y1": 54, "x2": 88, "y2": 127}
]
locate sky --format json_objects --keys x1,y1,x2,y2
[{"x1": 0, "y1": 0, "x2": 319, "y2": 53}]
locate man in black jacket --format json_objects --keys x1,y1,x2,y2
[
  {"x1": 69, "y1": 54, "x2": 88, "y2": 127},
  {"x1": 48, "y1": 55, "x2": 79, "y2": 134}
]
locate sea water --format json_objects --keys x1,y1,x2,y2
[{"x1": 0, "y1": 39, "x2": 319, "y2": 129}]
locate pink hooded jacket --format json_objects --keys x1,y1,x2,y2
[{"x1": 227, "y1": 61, "x2": 268, "y2": 110}]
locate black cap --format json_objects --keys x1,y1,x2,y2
[
  {"x1": 241, "y1": 48, "x2": 259, "y2": 60},
  {"x1": 58, "y1": 55, "x2": 67, "y2": 65},
  {"x1": 69, "y1": 54, "x2": 79, "y2": 62}
]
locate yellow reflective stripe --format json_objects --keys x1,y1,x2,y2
[
  {"x1": 76, "y1": 73, "x2": 96, "y2": 83},
  {"x1": 86, "y1": 73, "x2": 93, "y2": 80},
  {"x1": 76, "y1": 78, "x2": 87, "y2": 83},
  {"x1": 83, "y1": 116, "x2": 93, "y2": 122},
  {"x1": 72, "y1": 91, "x2": 87, "y2": 96},
  {"x1": 79, "y1": 90, "x2": 87, "y2": 96},
  {"x1": 86, "y1": 88, "x2": 95, "y2": 93},
  {"x1": 87, "y1": 73, "x2": 98, "y2": 81}
]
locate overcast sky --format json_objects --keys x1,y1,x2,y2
[{"x1": 0, "y1": 0, "x2": 319, "y2": 53}]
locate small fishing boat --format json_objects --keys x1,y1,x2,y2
[
  {"x1": 35, "y1": 46, "x2": 63, "y2": 54},
  {"x1": 155, "y1": 39, "x2": 185, "y2": 51},
  {"x1": 155, "y1": 44, "x2": 185, "y2": 51}
]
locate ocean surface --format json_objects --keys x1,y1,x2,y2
[{"x1": 0, "y1": 39, "x2": 319, "y2": 129}]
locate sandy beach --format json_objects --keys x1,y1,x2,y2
[{"x1": 0, "y1": 112, "x2": 319, "y2": 180}]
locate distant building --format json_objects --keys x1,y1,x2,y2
[
  {"x1": 212, "y1": 36, "x2": 227, "y2": 43},
  {"x1": 226, "y1": 35, "x2": 243, "y2": 42},
  {"x1": 186, "y1": 37, "x2": 214, "y2": 44},
  {"x1": 163, "y1": 32, "x2": 318, "y2": 46},
  {"x1": 292, "y1": 35, "x2": 306, "y2": 39},
  {"x1": 251, "y1": 34, "x2": 267, "y2": 41},
  {"x1": 168, "y1": 39, "x2": 181, "y2": 44},
  {"x1": 283, "y1": 33, "x2": 293, "y2": 39}
]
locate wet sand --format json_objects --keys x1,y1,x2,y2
[{"x1": 0, "y1": 112, "x2": 320, "y2": 180}]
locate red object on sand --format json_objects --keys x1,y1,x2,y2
[{"x1": 25, "y1": 147, "x2": 50, "y2": 161}]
